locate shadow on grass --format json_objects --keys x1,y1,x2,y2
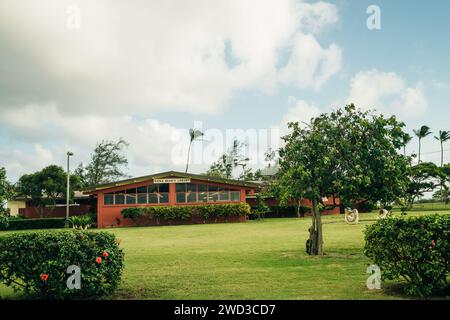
[{"x1": 382, "y1": 282, "x2": 450, "y2": 300}]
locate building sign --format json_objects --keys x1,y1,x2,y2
[{"x1": 153, "y1": 178, "x2": 191, "y2": 184}]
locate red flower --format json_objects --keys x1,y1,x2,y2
[
  {"x1": 40, "y1": 273, "x2": 49, "y2": 282},
  {"x1": 96, "y1": 257, "x2": 102, "y2": 264},
  {"x1": 102, "y1": 251, "x2": 109, "y2": 258},
  {"x1": 431, "y1": 240, "x2": 436, "y2": 247}
]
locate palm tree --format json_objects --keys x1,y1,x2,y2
[
  {"x1": 413, "y1": 125, "x2": 432, "y2": 164},
  {"x1": 401, "y1": 133, "x2": 412, "y2": 157},
  {"x1": 185, "y1": 129, "x2": 204, "y2": 173},
  {"x1": 434, "y1": 130, "x2": 450, "y2": 167}
]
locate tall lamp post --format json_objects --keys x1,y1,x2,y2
[{"x1": 65, "y1": 151, "x2": 74, "y2": 227}]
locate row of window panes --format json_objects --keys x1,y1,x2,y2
[
  {"x1": 103, "y1": 184, "x2": 169, "y2": 205},
  {"x1": 103, "y1": 183, "x2": 241, "y2": 205},
  {"x1": 176, "y1": 191, "x2": 241, "y2": 203}
]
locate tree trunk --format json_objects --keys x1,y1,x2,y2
[
  {"x1": 185, "y1": 141, "x2": 193, "y2": 173},
  {"x1": 306, "y1": 198, "x2": 324, "y2": 255},
  {"x1": 418, "y1": 139, "x2": 421, "y2": 164}
]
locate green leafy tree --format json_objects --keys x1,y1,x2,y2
[
  {"x1": 413, "y1": 125, "x2": 432, "y2": 164},
  {"x1": 400, "y1": 162, "x2": 444, "y2": 211},
  {"x1": 278, "y1": 105, "x2": 409, "y2": 255},
  {"x1": 206, "y1": 139, "x2": 257, "y2": 180},
  {"x1": 16, "y1": 165, "x2": 79, "y2": 218},
  {"x1": 401, "y1": 133, "x2": 412, "y2": 157},
  {"x1": 434, "y1": 130, "x2": 450, "y2": 167},
  {"x1": 76, "y1": 139, "x2": 129, "y2": 187},
  {"x1": 0, "y1": 168, "x2": 14, "y2": 216}
]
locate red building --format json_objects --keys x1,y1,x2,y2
[{"x1": 83, "y1": 171, "x2": 259, "y2": 228}]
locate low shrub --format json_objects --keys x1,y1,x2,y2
[
  {"x1": 69, "y1": 214, "x2": 95, "y2": 230},
  {"x1": 121, "y1": 203, "x2": 251, "y2": 224},
  {"x1": 0, "y1": 230, "x2": 124, "y2": 299},
  {"x1": 364, "y1": 214, "x2": 450, "y2": 297},
  {"x1": 0, "y1": 215, "x2": 9, "y2": 230},
  {"x1": 0, "y1": 217, "x2": 66, "y2": 231}
]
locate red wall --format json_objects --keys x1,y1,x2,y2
[
  {"x1": 246, "y1": 196, "x2": 341, "y2": 216},
  {"x1": 19, "y1": 205, "x2": 92, "y2": 219},
  {"x1": 93, "y1": 179, "x2": 249, "y2": 228}
]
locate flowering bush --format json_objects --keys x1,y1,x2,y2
[
  {"x1": 364, "y1": 214, "x2": 449, "y2": 297},
  {"x1": 0, "y1": 230, "x2": 124, "y2": 299}
]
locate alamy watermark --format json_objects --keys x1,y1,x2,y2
[
  {"x1": 66, "y1": 265, "x2": 81, "y2": 290},
  {"x1": 66, "y1": 4, "x2": 81, "y2": 30},
  {"x1": 366, "y1": 264, "x2": 381, "y2": 290},
  {"x1": 367, "y1": 5, "x2": 381, "y2": 30}
]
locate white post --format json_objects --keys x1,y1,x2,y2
[{"x1": 65, "y1": 152, "x2": 73, "y2": 227}]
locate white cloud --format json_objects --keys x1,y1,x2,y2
[
  {"x1": 347, "y1": 69, "x2": 428, "y2": 117},
  {"x1": 0, "y1": 104, "x2": 188, "y2": 181},
  {"x1": 0, "y1": 0, "x2": 341, "y2": 115},
  {"x1": 0, "y1": 0, "x2": 343, "y2": 180},
  {"x1": 279, "y1": 98, "x2": 321, "y2": 136}
]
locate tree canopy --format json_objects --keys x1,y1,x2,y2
[
  {"x1": 16, "y1": 165, "x2": 79, "y2": 218},
  {"x1": 76, "y1": 139, "x2": 129, "y2": 187},
  {"x1": 278, "y1": 104, "x2": 409, "y2": 255}
]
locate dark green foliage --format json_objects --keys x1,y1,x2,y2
[
  {"x1": 16, "y1": 165, "x2": 79, "y2": 218},
  {"x1": 69, "y1": 214, "x2": 96, "y2": 229},
  {"x1": 364, "y1": 215, "x2": 450, "y2": 297},
  {"x1": 75, "y1": 139, "x2": 129, "y2": 188},
  {"x1": 121, "y1": 203, "x2": 250, "y2": 223},
  {"x1": 0, "y1": 217, "x2": 66, "y2": 231},
  {"x1": 0, "y1": 230, "x2": 124, "y2": 299},
  {"x1": 0, "y1": 215, "x2": 9, "y2": 230}
]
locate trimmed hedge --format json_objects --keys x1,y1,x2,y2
[
  {"x1": 0, "y1": 230, "x2": 124, "y2": 299},
  {"x1": 121, "y1": 203, "x2": 251, "y2": 223},
  {"x1": 0, "y1": 217, "x2": 66, "y2": 231},
  {"x1": 364, "y1": 214, "x2": 450, "y2": 297}
]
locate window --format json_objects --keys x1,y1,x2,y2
[
  {"x1": 137, "y1": 194, "x2": 147, "y2": 204},
  {"x1": 115, "y1": 193, "x2": 125, "y2": 205},
  {"x1": 159, "y1": 193, "x2": 169, "y2": 203},
  {"x1": 148, "y1": 193, "x2": 158, "y2": 204},
  {"x1": 219, "y1": 191, "x2": 230, "y2": 201},
  {"x1": 104, "y1": 193, "x2": 114, "y2": 205},
  {"x1": 176, "y1": 192, "x2": 186, "y2": 203},
  {"x1": 231, "y1": 191, "x2": 240, "y2": 201}
]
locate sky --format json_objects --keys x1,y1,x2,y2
[{"x1": 1, "y1": 0, "x2": 449, "y2": 182}]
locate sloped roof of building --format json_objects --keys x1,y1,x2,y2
[{"x1": 82, "y1": 171, "x2": 261, "y2": 193}]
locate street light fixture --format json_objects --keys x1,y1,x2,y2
[{"x1": 65, "y1": 151, "x2": 74, "y2": 227}]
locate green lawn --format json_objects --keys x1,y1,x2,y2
[{"x1": 1, "y1": 210, "x2": 449, "y2": 300}]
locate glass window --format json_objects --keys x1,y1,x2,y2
[
  {"x1": 159, "y1": 193, "x2": 169, "y2": 203},
  {"x1": 187, "y1": 184, "x2": 197, "y2": 192},
  {"x1": 115, "y1": 193, "x2": 125, "y2": 205},
  {"x1": 219, "y1": 191, "x2": 230, "y2": 201},
  {"x1": 198, "y1": 191, "x2": 207, "y2": 202},
  {"x1": 149, "y1": 193, "x2": 158, "y2": 204},
  {"x1": 137, "y1": 194, "x2": 147, "y2": 204},
  {"x1": 187, "y1": 192, "x2": 197, "y2": 203},
  {"x1": 104, "y1": 193, "x2": 114, "y2": 205},
  {"x1": 176, "y1": 193, "x2": 186, "y2": 203},
  {"x1": 125, "y1": 188, "x2": 137, "y2": 194},
  {"x1": 148, "y1": 184, "x2": 158, "y2": 193},
  {"x1": 137, "y1": 186, "x2": 147, "y2": 193},
  {"x1": 231, "y1": 191, "x2": 240, "y2": 201},
  {"x1": 126, "y1": 194, "x2": 136, "y2": 204},
  {"x1": 198, "y1": 184, "x2": 207, "y2": 192},
  {"x1": 159, "y1": 183, "x2": 169, "y2": 193},
  {"x1": 176, "y1": 183, "x2": 186, "y2": 192}
]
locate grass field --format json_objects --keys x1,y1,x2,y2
[{"x1": 1, "y1": 210, "x2": 449, "y2": 300}]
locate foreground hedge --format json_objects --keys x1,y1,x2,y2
[
  {"x1": 122, "y1": 203, "x2": 250, "y2": 223},
  {"x1": 364, "y1": 214, "x2": 449, "y2": 297},
  {"x1": 0, "y1": 217, "x2": 66, "y2": 231},
  {"x1": 0, "y1": 230, "x2": 124, "y2": 299}
]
